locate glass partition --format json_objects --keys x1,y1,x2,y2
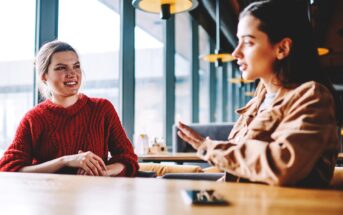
[{"x1": 0, "y1": 0, "x2": 35, "y2": 149}]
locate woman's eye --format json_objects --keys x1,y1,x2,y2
[
  {"x1": 74, "y1": 64, "x2": 80, "y2": 69},
  {"x1": 55, "y1": 67, "x2": 65, "y2": 71},
  {"x1": 243, "y1": 41, "x2": 253, "y2": 45}
]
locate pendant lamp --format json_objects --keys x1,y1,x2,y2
[
  {"x1": 202, "y1": 0, "x2": 234, "y2": 67},
  {"x1": 317, "y1": 47, "x2": 330, "y2": 56},
  {"x1": 132, "y1": 0, "x2": 199, "y2": 20},
  {"x1": 307, "y1": 1, "x2": 330, "y2": 56}
]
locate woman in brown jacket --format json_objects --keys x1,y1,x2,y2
[{"x1": 178, "y1": 0, "x2": 340, "y2": 187}]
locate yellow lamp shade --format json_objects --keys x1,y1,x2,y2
[
  {"x1": 132, "y1": 0, "x2": 198, "y2": 19},
  {"x1": 244, "y1": 91, "x2": 255, "y2": 97},
  {"x1": 317, "y1": 47, "x2": 330, "y2": 56},
  {"x1": 229, "y1": 78, "x2": 254, "y2": 84},
  {"x1": 202, "y1": 53, "x2": 235, "y2": 63}
]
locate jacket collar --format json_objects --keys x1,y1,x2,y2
[{"x1": 236, "y1": 82, "x2": 299, "y2": 116}]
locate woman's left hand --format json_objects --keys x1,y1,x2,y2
[{"x1": 177, "y1": 121, "x2": 205, "y2": 150}]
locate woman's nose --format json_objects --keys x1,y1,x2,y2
[
  {"x1": 66, "y1": 67, "x2": 76, "y2": 76},
  {"x1": 232, "y1": 45, "x2": 241, "y2": 59}
]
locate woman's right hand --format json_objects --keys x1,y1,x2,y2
[
  {"x1": 177, "y1": 121, "x2": 205, "y2": 150},
  {"x1": 63, "y1": 151, "x2": 107, "y2": 176}
]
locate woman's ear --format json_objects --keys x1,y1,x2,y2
[
  {"x1": 41, "y1": 73, "x2": 47, "y2": 84},
  {"x1": 276, "y1": 38, "x2": 292, "y2": 60}
]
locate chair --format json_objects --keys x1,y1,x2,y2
[{"x1": 172, "y1": 122, "x2": 235, "y2": 153}]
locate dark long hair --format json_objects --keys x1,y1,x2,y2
[{"x1": 240, "y1": 0, "x2": 341, "y2": 124}]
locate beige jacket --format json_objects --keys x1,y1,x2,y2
[{"x1": 198, "y1": 81, "x2": 339, "y2": 186}]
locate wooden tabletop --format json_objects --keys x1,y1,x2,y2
[
  {"x1": 139, "y1": 152, "x2": 204, "y2": 163},
  {"x1": 0, "y1": 172, "x2": 342, "y2": 215}
]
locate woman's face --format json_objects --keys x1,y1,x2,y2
[
  {"x1": 232, "y1": 15, "x2": 279, "y2": 81},
  {"x1": 43, "y1": 51, "x2": 82, "y2": 99}
]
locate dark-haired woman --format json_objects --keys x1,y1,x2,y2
[{"x1": 178, "y1": 0, "x2": 339, "y2": 187}]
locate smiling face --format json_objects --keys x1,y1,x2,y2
[
  {"x1": 42, "y1": 51, "x2": 82, "y2": 100},
  {"x1": 232, "y1": 15, "x2": 279, "y2": 81}
]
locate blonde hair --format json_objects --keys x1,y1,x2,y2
[{"x1": 35, "y1": 40, "x2": 79, "y2": 99}]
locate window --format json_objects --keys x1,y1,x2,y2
[
  {"x1": 58, "y1": 0, "x2": 120, "y2": 108},
  {"x1": 198, "y1": 25, "x2": 210, "y2": 123},
  {"x1": 175, "y1": 13, "x2": 192, "y2": 123},
  {"x1": 134, "y1": 11, "x2": 164, "y2": 139},
  {"x1": 0, "y1": 0, "x2": 35, "y2": 149}
]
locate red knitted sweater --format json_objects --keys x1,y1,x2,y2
[{"x1": 0, "y1": 94, "x2": 138, "y2": 176}]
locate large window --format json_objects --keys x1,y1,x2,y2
[
  {"x1": 0, "y1": 0, "x2": 36, "y2": 150},
  {"x1": 58, "y1": 0, "x2": 120, "y2": 108},
  {"x1": 198, "y1": 25, "x2": 210, "y2": 123},
  {"x1": 175, "y1": 13, "x2": 191, "y2": 123},
  {"x1": 134, "y1": 11, "x2": 164, "y2": 140}
]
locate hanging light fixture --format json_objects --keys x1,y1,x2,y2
[
  {"x1": 202, "y1": 0, "x2": 234, "y2": 67},
  {"x1": 317, "y1": 47, "x2": 330, "y2": 56},
  {"x1": 132, "y1": 0, "x2": 199, "y2": 20},
  {"x1": 307, "y1": 1, "x2": 330, "y2": 57}
]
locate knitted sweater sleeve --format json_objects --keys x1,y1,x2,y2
[
  {"x1": 104, "y1": 101, "x2": 138, "y2": 177},
  {"x1": 0, "y1": 115, "x2": 33, "y2": 172}
]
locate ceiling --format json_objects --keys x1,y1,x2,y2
[{"x1": 100, "y1": 0, "x2": 343, "y2": 84}]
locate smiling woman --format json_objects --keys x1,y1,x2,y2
[{"x1": 0, "y1": 41, "x2": 139, "y2": 177}]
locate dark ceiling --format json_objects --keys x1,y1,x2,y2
[{"x1": 101, "y1": 0, "x2": 343, "y2": 84}]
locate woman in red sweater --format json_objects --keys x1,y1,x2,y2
[{"x1": 0, "y1": 40, "x2": 138, "y2": 177}]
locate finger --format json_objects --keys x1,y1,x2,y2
[
  {"x1": 89, "y1": 157, "x2": 104, "y2": 176},
  {"x1": 178, "y1": 130, "x2": 202, "y2": 145},
  {"x1": 178, "y1": 130, "x2": 196, "y2": 145},
  {"x1": 78, "y1": 150, "x2": 84, "y2": 154},
  {"x1": 90, "y1": 154, "x2": 107, "y2": 171},
  {"x1": 77, "y1": 169, "x2": 86, "y2": 175},
  {"x1": 92, "y1": 159, "x2": 106, "y2": 176},
  {"x1": 178, "y1": 121, "x2": 190, "y2": 132},
  {"x1": 178, "y1": 122, "x2": 197, "y2": 137},
  {"x1": 86, "y1": 159, "x2": 100, "y2": 176},
  {"x1": 80, "y1": 160, "x2": 94, "y2": 176}
]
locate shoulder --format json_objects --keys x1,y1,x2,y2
[
  {"x1": 86, "y1": 97, "x2": 118, "y2": 115},
  {"x1": 283, "y1": 81, "x2": 335, "y2": 113},
  {"x1": 87, "y1": 97, "x2": 114, "y2": 109},
  {"x1": 294, "y1": 81, "x2": 331, "y2": 95},
  {"x1": 24, "y1": 100, "x2": 51, "y2": 120},
  {"x1": 289, "y1": 81, "x2": 334, "y2": 103}
]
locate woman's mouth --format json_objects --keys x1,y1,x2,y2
[
  {"x1": 64, "y1": 81, "x2": 78, "y2": 87},
  {"x1": 239, "y1": 63, "x2": 247, "y2": 71}
]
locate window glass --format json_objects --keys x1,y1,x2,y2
[
  {"x1": 0, "y1": 0, "x2": 35, "y2": 149},
  {"x1": 135, "y1": 11, "x2": 164, "y2": 139},
  {"x1": 175, "y1": 13, "x2": 191, "y2": 123},
  {"x1": 199, "y1": 25, "x2": 210, "y2": 123},
  {"x1": 59, "y1": 0, "x2": 120, "y2": 108}
]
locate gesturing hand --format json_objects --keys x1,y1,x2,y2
[
  {"x1": 177, "y1": 121, "x2": 205, "y2": 150},
  {"x1": 64, "y1": 150, "x2": 107, "y2": 176}
]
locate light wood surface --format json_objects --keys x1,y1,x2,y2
[
  {"x1": 0, "y1": 172, "x2": 342, "y2": 215},
  {"x1": 139, "y1": 152, "x2": 204, "y2": 163}
]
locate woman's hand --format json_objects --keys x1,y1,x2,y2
[
  {"x1": 64, "y1": 150, "x2": 107, "y2": 176},
  {"x1": 177, "y1": 121, "x2": 205, "y2": 150}
]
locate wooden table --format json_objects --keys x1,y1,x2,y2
[
  {"x1": 139, "y1": 152, "x2": 205, "y2": 164},
  {"x1": 0, "y1": 173, "x2": 342, "y2": 215}
]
